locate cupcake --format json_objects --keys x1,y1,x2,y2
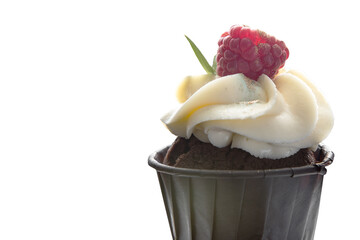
[{"x1": 148, "y1": 25, "x2": 334, "y2": 240}]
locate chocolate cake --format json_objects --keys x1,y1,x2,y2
[{"x1": 163, "y1": 135, "x2": 319, "y2": 170}]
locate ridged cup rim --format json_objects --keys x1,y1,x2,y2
[{"x1": 148, "y1": 145, "x2": 334, "y2": 179}]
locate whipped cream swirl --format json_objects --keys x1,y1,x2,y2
[{"x1": 162, "y1": 70, "x2": 333, "y2": 159}]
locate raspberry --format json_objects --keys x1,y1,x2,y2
[{"x1": 216, "y1": 25, "x2": 289, "y2": 80}]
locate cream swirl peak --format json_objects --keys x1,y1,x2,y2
[{"x1": 161, "y1": 70, "x2": 333, "y2": 159}]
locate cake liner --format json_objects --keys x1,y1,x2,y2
[{"x1": 148, "y1": 146, "x2": 334, "y2": 240}]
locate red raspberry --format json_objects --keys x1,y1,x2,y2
[{"x1": 216, "y1": 25, "x2": 289, "y2": 80}]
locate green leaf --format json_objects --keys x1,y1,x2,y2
[
  {"x1": 185, "y1": 35, "x2": 215, "y2": 75},
  {"x1": 212, "y1": 54, "x2": 217, "y2": 73}
]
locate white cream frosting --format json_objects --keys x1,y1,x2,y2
[{"x1": 161, "y1": 70, "x2": 334, "y2": 159}]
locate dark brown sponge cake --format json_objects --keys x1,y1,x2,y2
[{"x1": 163, "y1": 135, "x2": 319, "y2": 170}]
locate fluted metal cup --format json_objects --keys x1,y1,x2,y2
[{"x1": 148, "y1": 146, "x2": 333, "y2": 240}]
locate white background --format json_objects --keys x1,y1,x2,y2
[{"x1": 0, "y1": 0, "x2": 359, "y2": 239}]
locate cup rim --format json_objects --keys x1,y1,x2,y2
[{"x1": 148, "y1": 145, "x2": 334, "y2": 179}]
